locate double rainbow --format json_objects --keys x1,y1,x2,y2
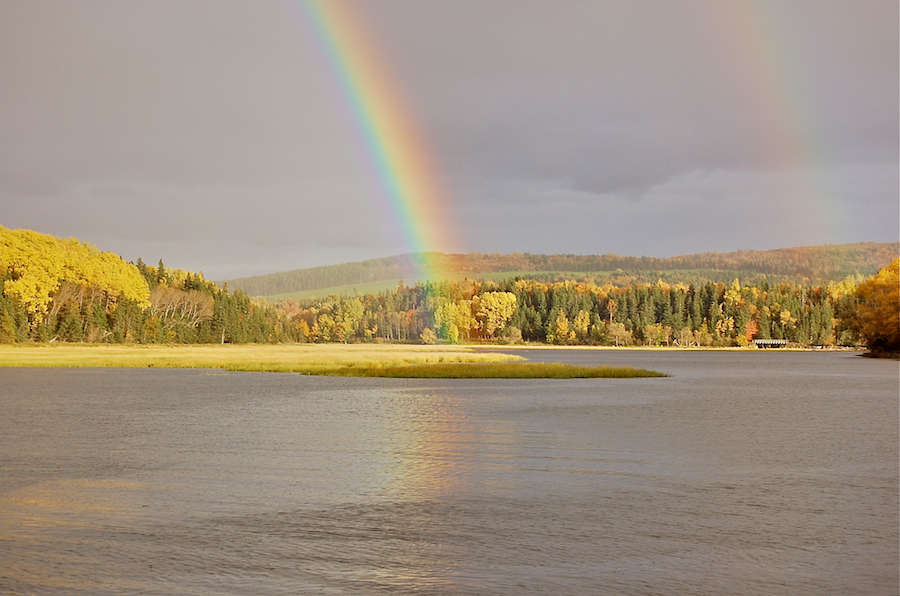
[
  {"x1": 300, "y1": 0, "x2": 457, "y2": 281},
  {"x1": 298, "y1": 1, "x2": 840, "y2": 269}
]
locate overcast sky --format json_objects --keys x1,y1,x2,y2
[{"x1": 1, "y1": 0, "x2": 896, "y2": 279}]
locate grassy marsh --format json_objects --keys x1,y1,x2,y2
[
  {"x1": 0, "y1": 344, "x2": 665, "y2": 378},
  {"x1": 334, "y1": 362, "x2": 667, "y2": 378}
]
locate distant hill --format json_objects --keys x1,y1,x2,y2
[{"x1": 220, "y1": 242, "x2": 899, "y2": 299}]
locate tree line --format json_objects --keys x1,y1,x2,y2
[
  {"x1": 279, "y1": 276, "x2": 860, "y2": 348},
  {"x1": 2, "y1": 226, "x2": 896, "y2": 352},
  {"x1": 278, "y1": 259, "x2": 897, "y2": 353},
  {"x1": 0, "y1": 256, "x2": 299, "y2": 344},
  {"x1": 0, "y1": 226, "x2": 297, "y2": 344}
]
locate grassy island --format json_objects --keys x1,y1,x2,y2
[
  {"x1": 0, "y1": 344, "x2": 665, "y2": 378},
  {"x1": 331, "y1": 362, "x2": 667, "y2": 378}
]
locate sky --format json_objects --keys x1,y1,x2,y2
[{"x1": 1, "y1": 0, "x2": 897, "y2": 280}]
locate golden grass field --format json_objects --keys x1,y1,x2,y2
[
  {"x1": 0, "y1": 343, "x2": 519, "y2": 372},
  {"x1": 0, "y1": 343, "x2": 666, "y2": 378}
]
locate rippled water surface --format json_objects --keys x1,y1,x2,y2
[{"x1": 0, "y1": 350, "x2": 897, "y2": 595}]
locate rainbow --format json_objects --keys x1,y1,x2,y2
[
  {"x1": 712, "y1": 2, "x2": 838, "y2": 241},
  {"x1": 298, "y1": 0, "x2": 458, "y2": 281},
  {"x1": 296, "y1": 2, "x2": 843, "y2": 269}
]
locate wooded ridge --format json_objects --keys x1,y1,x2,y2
[{"x1": 220, "y1": 242, "x2": 898, "y2": 298}]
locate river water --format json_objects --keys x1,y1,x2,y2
[{"x1": 0, "y1": 350, "x2": 896, "y2": 595}]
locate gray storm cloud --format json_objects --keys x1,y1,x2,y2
[{"x1": 0, "y1": 0, "x2": 896, "y2": 279}]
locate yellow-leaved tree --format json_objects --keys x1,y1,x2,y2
[
  {"x1": 849, "y1": 257, "x2": 899, "y2": 355},
  {"x1": 474, "y1": 291, "x2": 517, "y2": 339},
  {"x1": 0, "y1": 226, "x2": 150, "y2": 318},
  {"x1": 433, "y1": 299, "x2": 477, "y2": 343}
]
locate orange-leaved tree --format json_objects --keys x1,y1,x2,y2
[{"x1": 850, "y1": 257, "x2": 899, "y2": 355}]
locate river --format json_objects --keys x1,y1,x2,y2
[{"x1": 0, "y1": 350, "x2": 896, "y2": 595}]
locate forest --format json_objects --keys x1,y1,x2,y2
[
  {"x1": 1, "y1": 226, "x2": 897, "y2": 352},
  {"x1": 221, "y1": 242, "x2": 898, "y2": 297}
]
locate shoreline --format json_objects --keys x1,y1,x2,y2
[
  {"x1": 0, "y1": 341, "x2": 864, "y2": 354},
  {"x1": 0, "y1": 343, "x2": 865, "y2": 377},
  {"x1": 475, "y1": 343, "x2": 863, "y2": 353},
  {"x1": 0, "y1": 343, "x2": 673, "y2": 378}
]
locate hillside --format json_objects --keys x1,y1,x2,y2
[
  {"x1": 1, "y1": 225, "x2": 298, "y2": 344},
  {"x1": 220, "y1": 242, "x2": 899, "y2": 298}
]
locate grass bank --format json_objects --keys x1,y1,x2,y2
[
  {"x1": 0, "y1": 344, "x2": 665, "y2": 378},
  {"x1": 332, "y1": 362, "x2": 667, "y2": 378},
  {"x1": 0, "y1": 343, "x2": 521, "y2": 374}
]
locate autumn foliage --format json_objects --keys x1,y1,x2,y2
[
  {"x1": 1, "y1": 226, "x2": 897, "y2": 349},
  {"x1": 848, "y1": 258, "x2": 900, "y2": 355},
  {"x1": 1, "y1": 226, "x2": 290, "y2": 344},
  {"x1": 1, "y1": 226, "x2": 150, "y2": 315},
  {"x1": 223, "y1": 242, "x2": 898, "y2": 297}
]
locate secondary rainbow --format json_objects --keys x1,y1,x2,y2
[
  {"x1": 299, "y1": 0, "x2": 457, "y2": 280},
  {"x1": 712, "y1": 2, "x2": 839, "y2": 241}
]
